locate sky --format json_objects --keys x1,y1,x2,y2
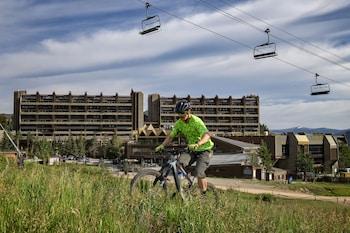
[{"x1": 0, "y1": 0, "x2": 349, "y2": 129}]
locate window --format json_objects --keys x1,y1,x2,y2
[{"x1": 282, "y1": 145, "x2": 288, "y2": 156}]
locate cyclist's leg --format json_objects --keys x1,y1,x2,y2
[
  {"x1": 194, "y1": 151, "x2": 212, "y2": 193},
  {"x1": 178, "y1": 153, "x2": 194, "y2": 171}
]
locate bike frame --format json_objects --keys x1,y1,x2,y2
[{"x1": 159, "y1": 151, "x2": 194, "y2": 194}]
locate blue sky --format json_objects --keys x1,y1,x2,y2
[{"x1": 0, "y1": 0, "x2": 349, "y2": 129}]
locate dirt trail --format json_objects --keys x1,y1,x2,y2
[
  {"x1": 207, "y1": 177, "x2": 350, "y2": 205},
  {"x1": 111, "y1": 170, "x2": 350, "y2": 205}
]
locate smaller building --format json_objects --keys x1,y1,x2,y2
[
  {"x1": 230, "y1": 133, "x2": 339, "y2": 175},
  {"x1": 206, "y1": 153, "x2": 252, "y2": 178}
]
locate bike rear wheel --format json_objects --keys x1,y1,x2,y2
[{"x1": 130, "y1": 169, "x2": 167, "y2": 199}]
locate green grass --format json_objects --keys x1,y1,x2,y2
[
  {"x1": 252, "y1": 179, "x2": 350, "y2": 196},
  {"x1": 287, "y1": 182, "x2": 350, "y2": 196},
  {"x1": 0, "y1": 157, "x2": 350, "y2": 233}
]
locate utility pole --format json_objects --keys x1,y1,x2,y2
[{"x1": 0, "y1": 123, "x2": 24, "y2": 168}]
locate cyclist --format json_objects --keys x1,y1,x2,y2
[{"x1": 155, "y1": 100, "x2": 214, "y2": 194}]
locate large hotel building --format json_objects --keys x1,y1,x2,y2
[
  {"x1": 14, "y1": 90, "x2": 260, "y2": 138},
  {"x1": 148, "y1": 94, "x2": 259, "y2": 135},
  {"x1": 14, "y1": 90, "x2": 144, "y2": 138}
]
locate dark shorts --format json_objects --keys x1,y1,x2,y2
[{"x1": 179, "y1": 150, "x2": 212, "y2": 178}]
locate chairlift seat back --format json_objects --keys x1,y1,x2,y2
[
  {"x1": 311, "y1": 83, "x2": 330, "y2": 95},
  {"x1": 140, "y1": 15, "x2": 161, "y2": 35},
  {"x1": 254, "y1": 43, "x2": 277, "y2": 59}
]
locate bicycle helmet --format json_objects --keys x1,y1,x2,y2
[{"x1": 175, "y1": 100, "x2": 191, "y2": 114}]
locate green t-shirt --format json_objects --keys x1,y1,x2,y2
[{"x1": 169, "y1": 114, "x2": 214, "y2": 152}]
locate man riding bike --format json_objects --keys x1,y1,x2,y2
[{"x1": 155, "y1": 100, "x2": 214, "y2": 194}]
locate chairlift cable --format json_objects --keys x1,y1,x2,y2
[
  {"x1": 198, "y1": 0, "x2": 350, "y2": 72},
  {"x1": 273, "y1": 57, "x2": 350, "y2": 87},
  {"x1": 136, "y1": 0, "x2": 253, "y2": 50},
  {"x1": 218, "y1": 0, "x2": 348, "y2": 65},
  {"x1": 134, "y1": 0, "x2": 350, "y2": 88}
]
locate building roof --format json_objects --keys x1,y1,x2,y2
[
  {"x1": 211, "y1": 135, "x2": 260, "y2": 150},
  {"x1": 307, "y1": 135, "x2": 323, "y2": 144},
  {"x1": 295, "y1": 135, "x2": 309, "y2": 145},
  {"x1": 210, "y1": 153, "x2": 249, "y2": 166},
  {"x1": 324, "y1": 135, "x2": 337, "y2": 148}
]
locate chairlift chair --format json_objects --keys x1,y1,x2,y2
[
  {"x1": 254, "y1": 28, "x2": 277, "y2": 59},
  {"x1": 310, "y1": 73, "x2": 330, "y2": 95},
  {"x1": 140, "y1": 2, "x2": 161, "y2": 35}
]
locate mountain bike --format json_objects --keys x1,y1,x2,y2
[{"x1": 130, "y1": 147, "x2": 218, "y2": 202}]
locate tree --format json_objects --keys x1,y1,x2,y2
[
  {"x1": 1, "y1": 131, "x2": 13, "y2": 151},
  {"x1": 260, "y1": 124, "x2": 270, "y2": 136},
  {"x1": 98, "y1": 143, "x2": 107, "y2": 159},
  {"x1": 296, "y1": 152, "x2": 314, "y2": 181},
  {"x1": 0, "y1": 115, "x2": 11, "y2": 130},
  {"x1": 14, "y1": 131, "x2": 22, "y2": 150},
  {"x1": 76, "y1": 135, "x2": 86, "y2": 158},
  {"x1": 32, "y1": 138, "x2": 53, "y2": 163},
  {"x1": 248, "y1": 150, "x2": 261, "y2": 179},
  {"x1": 106, "y1": 133, "x2": 122, "y2": 159},
  {"x1": 339, "y1": 143, "x2": 350, "y2": 168},
  {"x1": 86, "y1": 135, "x2": 99, "y2": 158},
  {"x1": 66, "y1": 135, "x2": 75, "y2": 156},
  {"x1": 258, "y1": 142, "x2": 273, "y2": 173},
  {"x1": 26, "y1": 132, "x2": 34, "y2": 151}
]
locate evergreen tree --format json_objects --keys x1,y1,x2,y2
[
  {"x1": 296, "y1": 152, "x2": 314, "y2": 181},
  {"x1": 339, "y1": 143, "x2": 350, "y2": 168},
  {"x1": 260, "y1": 123, "x2": 270, "y2": 135}
]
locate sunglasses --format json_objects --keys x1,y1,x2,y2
[{"x1": 177, "y1": 112, "x2": 188, "y2": 117}]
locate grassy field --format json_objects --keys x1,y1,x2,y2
[
  {"x1": 0, "y1": 157, "x2": 350, "y2": 233},
  {"x1": 249, "y1": 179, "x2": 350, "y2": 196}
]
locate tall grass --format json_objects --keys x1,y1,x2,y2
[{"x1": 0, "y1": 157, "x2": 349, "y2": 233}]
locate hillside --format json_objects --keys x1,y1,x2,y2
[
  {"x1": 0, "y1": 158, "x2": 349, "y2": 232},
  {"x1": 271, "y1": 127, "x2": 350, "y2": 135}
]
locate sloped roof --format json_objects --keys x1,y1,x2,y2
[
  {"x1": 307, "y1": 135, "x2": 323, "y2": 144},
  {"x1": 211, "y1": 135, "x2": 260, "y2": 150},
  {"x1": 324, "y1": 135, "x2": 337, "y2": 148},
  {"x1": 210, "y1": 153, "x2": 249, "y2": 165},
  {"x1": 295, "y1": 135, "x2": 309, "y2": 145},
  {"x1": 157, "y1": 128, "x2": 168, "y2": 136}
]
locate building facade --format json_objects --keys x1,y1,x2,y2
[
  {"x1": 14, "y1": 90, "x2": 144, "y2": 138},
  {"x1": 148, "y1": 94, "x2": 260, "y2": 136},
  {"x1": 230, "y1": 133, "x2": 338, "y2": 175},
  {"x1": 14, "y1": 91, "x2": 260, "y2": 139}
]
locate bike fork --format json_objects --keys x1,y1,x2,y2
[{"x1": 172, "y1": 165, "x2": 182, "y2": 192}]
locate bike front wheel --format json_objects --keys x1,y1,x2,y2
[
  {"x1": 130, "y1": 169, "x2": 167, "y2": 200},
  {"x1": 182, "y1": 182, "x2": 220, "y2": 204}
]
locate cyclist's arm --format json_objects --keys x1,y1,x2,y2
[
  {"x1": 160, "y1": 135, "x2": 173, "y2": 147},
  {"x1": 197, "y1": 132, "x2": 211, "y2": 146},
  {"x1": 195, "y1": 117, "x2": 211, "y2": 146}
]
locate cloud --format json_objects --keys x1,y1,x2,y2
[
  {"x1": 262, "y1": 99, "x2": 350, "y2": 129},
  {"x1": 0, "y1": 0, "x2": 349, "y2": 129}
]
